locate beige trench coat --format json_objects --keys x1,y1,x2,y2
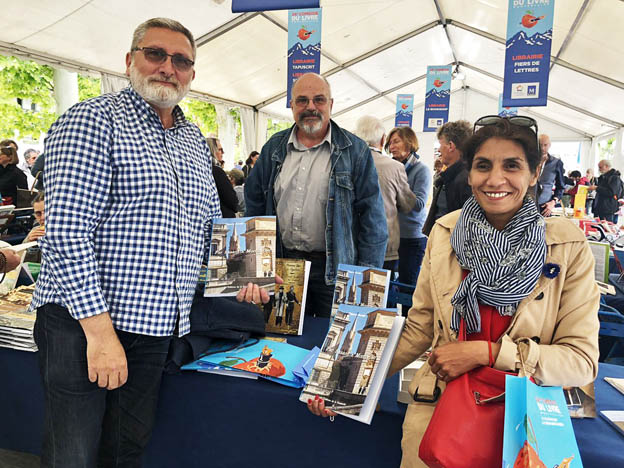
[{"x1": 389, "y1": 210, "x2": 600, "y2": 468}]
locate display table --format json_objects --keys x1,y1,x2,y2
[{"x1": 1, "y1": 317, "x2": 623, "y2": 467}]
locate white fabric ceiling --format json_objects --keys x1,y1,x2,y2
[{"x1": 0, "y1": 0, "x2": 622, "y2": 139}]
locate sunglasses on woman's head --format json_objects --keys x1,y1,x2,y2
[
  {"x1": 473, "y1": 115, "x2": 538, "y2": 147},
  {"x1": 474, "y1": 115, "x2": 537, "y2": 132}
]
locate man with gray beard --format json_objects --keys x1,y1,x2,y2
[
  {"x1": 245, "y1": 73, "x2": 387, "y2": 317},
  {"x1": 30, "y1": 18, "x2": 222, "y2": 467}
]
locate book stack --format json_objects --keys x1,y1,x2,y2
[{"x1": 0, "y1": 285, "x2": 37, "y2": 351}]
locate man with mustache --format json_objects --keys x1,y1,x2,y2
[
  {"x1": 30, "y1": 18, "x2": 223, "y2": 467},
  {"x1": 245, "y1": 73, "x2": 387, "y2": 317}
]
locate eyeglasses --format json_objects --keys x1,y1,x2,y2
[
  {"x1": 474, "y1": 115, "x2": 538, "y2": 134},
  {"x1": 293, "y1": 96, "x2": 328, "y2": 108},
  {"x1": 132, "y1": 47, "x2": 194, "y2": 72}
]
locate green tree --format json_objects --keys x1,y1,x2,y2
[
  {"x1": 179, "y1": 98, "x2": 217, "y2": 136},
  {"x1": 266, "y1": 118, "x2": 291, "y2": 140},
  {"x1": 78, "y1": 74, "x2": 101, "y2": 102},
  {"x1": 0, "y1": 55, "x2": 103, "y2": 141},
  {"x1": 0, "y1": 55, "x2": 56, "y2": 140}
]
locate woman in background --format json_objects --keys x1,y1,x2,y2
[
  {"x1": 243, "y1": 151, "x2": 259, "y2": 180},
  {"x1": 385, "y1": 127, "x2": 431, "y2": 290},
  {"x1": 206, "y1": 137, "x2": 238, "y2": 218},
  {"x1": 0, "y1": 140, "x2": 27, "y2": 205}
]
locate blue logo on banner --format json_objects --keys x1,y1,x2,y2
[
  {"x1": 395, "y1": 94, "x2": 414, "y2": 127},
  {"x1": 287, "y1": 8, "x2": 322, "y2": 108},
  {"x1": 498, "y1": 94, "x2": 518, "y2": 117},
  {"x1": 233, "y1": 0, "x2": 319, "y2": 13},
  {"x1": 423, "y1": 65, "x2": 452, "y2": 132},
  {"x1": 502, "y1": 0, "x2": 554, "y2": 107}
]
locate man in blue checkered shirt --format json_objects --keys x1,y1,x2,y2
[{"x1": 31, "y1": 18, "x2": 224, "y2": 467}]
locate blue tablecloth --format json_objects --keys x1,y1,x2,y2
[{"x1": 1, "y1": 317, "x2": 623, "y2": 467}]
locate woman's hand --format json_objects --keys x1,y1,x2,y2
[
  {"x1": 25, "y1": 226, "x2": 45, "y2": 242},
  {"x1": 428, "y1": 340, "x2": 499, "y2": 382},
  {"x1": 307, "y1": 394, "x2": 337, "y2": 418},
  {"x1": 236, "y1": 274, "x2": 283, "y2": 304}
]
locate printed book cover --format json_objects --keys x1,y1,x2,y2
[
  {"x1": 187, "y1": 338, "x2": 312, "y2": 388},
  {"x1": 564, "y1": 384, "x2": 596, "y2": 419},
  {"x1": 600, "y1": 411, "x2": 624, "y2": 438},
  {"x1": 204, "y1": 216, "x2": 276, "y2": 296},
  {"x1": 300, "y1": 304, "x2": 405, "y2": 424},
  {"x1": 263, "y1": 258, "x2": 311, "y2": 335},
  {"x1": 503, "y1": 376, "x2": 583, "y2": 468},
  {"x1": 330, "y1": 264, "x2": 392, "y2": 318}
]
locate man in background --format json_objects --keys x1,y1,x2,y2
[
  {"x1": 353, "y1": 115, "x2": 415, "y2": 275},
  {"x1": 422, "y1": 120, "x2": 472, "y2": 235},
  {"x1": 245, "y1": 73, "x2": 387, "y2": 318},
  {"x1": 537, "y1": 134, "x2": 565, "y2": 216}
]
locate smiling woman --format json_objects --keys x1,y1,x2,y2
[{"x1": 374, "y1": 116, "x2": 598, "y2": 467}]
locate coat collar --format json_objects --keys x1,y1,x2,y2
[{"x1": 435, "y1": 209, "x2": 586, "y2": 246}]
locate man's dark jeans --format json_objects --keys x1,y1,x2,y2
[
  {"x1": 398, "y1": 236, "x2": 428, "y2": 288},
  {"x1": 34, "y1": 303, "x2": 171, "y2": 468},
  {"x1": 283, "y1": 249, "x2": 334, "y2": 318}
]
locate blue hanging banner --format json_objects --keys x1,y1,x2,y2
[
  {"x1": 503, "y1": 0, "x2": 555, "y2": 107},
  {"x1": 423, "y1": 65, "x2": 451, "y2": 132},
  {"x1": 395, "y1": 94, "x2": 414, "y2": 127},
  {"x1": 286, "y1": 8, "x2": 322, "y2": 108},
  {"x1": 498, "y1": 93, "x2": 518, "y2": 117},
  {"x1": 233, "y1": 0, "x2": 319, "y2": 13}
]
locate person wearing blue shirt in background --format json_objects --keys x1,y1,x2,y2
[
  {"x1": 29, "y1": 18, "x2": 231, "y2": 467},
  {"x1": 386, "y1": 127, "x2": 432, "y2": 291}
]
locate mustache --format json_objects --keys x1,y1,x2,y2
[
  {"x1": 148, "y1": 75, "x2": 179, "y2": 88},
  {"x1": 298, "y1": 110, "x2": 322, "y2": 119}
]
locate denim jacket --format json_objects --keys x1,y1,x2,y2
[{"x1": 245, "y1": 120, "x2": 388, "y2": 284}]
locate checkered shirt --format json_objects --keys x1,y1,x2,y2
[{"x1": 30, "y1": 86, "x2": 221, "y2": 336}]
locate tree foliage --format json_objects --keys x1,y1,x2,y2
[
  {"x1": 0, "y1": 55, "x2": 102, "y2": 141},
  {"x1": 0, "y1": 55, "x2": 56, "y2": 140},
  {"x1": 266, "y1": 118, "x2": 291, "y2": 140},
  {"x1": 179, "y1": 98, "x2": 218, "y2": 137}
]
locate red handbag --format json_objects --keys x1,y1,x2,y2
[{"x1": 418, "y1": 319, "x2": 517, "y2": 468}]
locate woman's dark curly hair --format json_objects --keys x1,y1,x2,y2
[{"x1": 462, "y1": 118, "x2": 540, "y2": 175}]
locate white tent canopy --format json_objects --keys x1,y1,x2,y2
[{"x1": 1, "y1": 0, "x2": 623, "y2": 169}]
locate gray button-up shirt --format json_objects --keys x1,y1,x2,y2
[{"x1": 274, "y1": 126, "x2": 332, "y2": 252}]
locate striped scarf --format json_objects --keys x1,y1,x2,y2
[{"x1": 450, "y1": 196, "x2": 546, "y2": 334}]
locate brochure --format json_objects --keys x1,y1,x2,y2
[
  {"x1": 605, "y1": 377, "x2": 624, "y2": 395},
  {"x1": 204, "y1": 216, "x2": 276, "y2": 297},
  {"x1": 185, "y1": 338, "x2": 312, "y2": 388}
]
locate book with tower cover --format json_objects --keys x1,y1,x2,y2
[
  {"x1": 300, "y1": 264, "x2": 404, "y2": 424},
  {"x1": 330, "y1": 264, "x2": 392, "y2": 318},
  {"x1": 263, "y1": 258, "x2": 311, "y2": 335},
  {"x1": 204, "y1": 216, "x2": 276, "y2": 297}
]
